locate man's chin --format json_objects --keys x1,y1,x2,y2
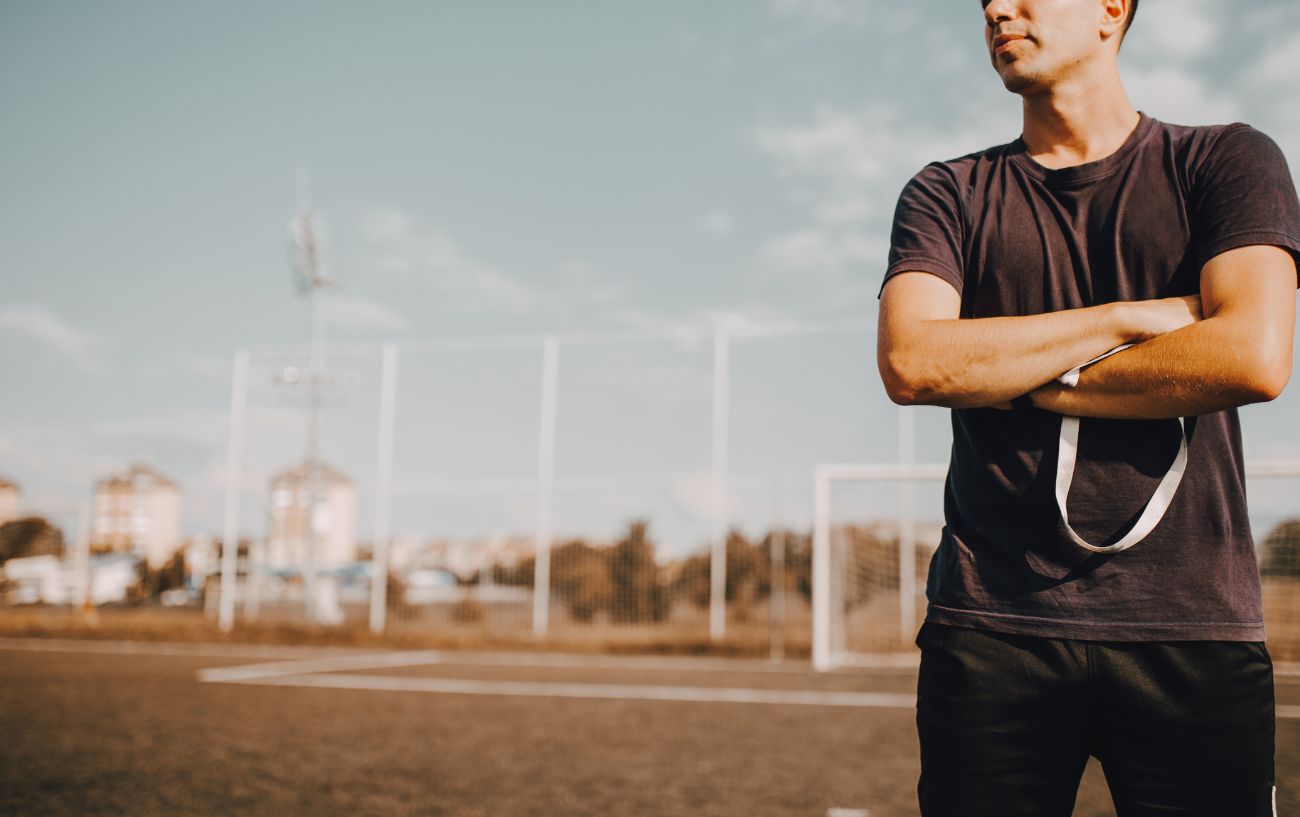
[{"x1": 998, "y1": 69, "x2": 1040, "y2": 94}]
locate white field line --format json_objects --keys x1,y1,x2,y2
[
  {"x1": 355, "y1": 649, "x2": 896, "y2": 675},
  {"x1": 0, "y1": 636, "x2": 918, "y2": 676},
  {"x1": 203, "y1": 671, "x2": 1300, "y2": 716},
  {"x1": 196, "y1": 650, "x2": 450, "y2": 683},
  {"x1": 205, "y1": 671, "x2": 921, "y2": 709},
  {"x1": 0, "y1": 637, "x2": 361, "y2": 661},
  {"x1": 0, "y1": 639, "x2": 812, "y2": 674}
]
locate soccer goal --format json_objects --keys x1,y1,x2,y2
[
  {"x1": 811, "y1": 461, "x2": 948, "y2": 671},
  {"x1": 811, "y1": 456, "x2": 1300, "y2": 671}
]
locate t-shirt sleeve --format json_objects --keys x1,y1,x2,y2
[
  {"x1": 881, "y1": 162, "x2": 966, "y2": 298},
  {"x1": 1193, "y1": 124, "x2": 1300, "y2": 286}
]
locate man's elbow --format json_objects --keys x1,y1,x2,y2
[
  {"x1": 1236, "y1": 348, "x2": 1292, "y2": 403},
  {"x1": 882, "y1": 375, "x2": 922, "y2": 406},
  {"x1": 1245, "y1": 363, "x2": 1291, "y2": 403},
  {"x1": 878, "y1": 351, "x2": 940, "y2": 406}
]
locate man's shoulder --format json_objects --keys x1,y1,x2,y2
[
  {"x1": 1143, "y1": 116, "x2": 1274, "y2": 161},
  {"x1": 918, "y1": 139, "x2": 1021, "y2": 175},
  {"x1": 902, "y1": 139, "x2": 1021, "y2": 197}
]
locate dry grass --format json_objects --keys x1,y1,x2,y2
[
  {"x1": 1264, "y1": 577, "x2": 1300, "y2": 661},
  {"x1": 5, "y1": 578, "x2": 1297, "y2": 661},
  {"x1": 0, "y1": 604, "x2": 812, "y2": 658}
]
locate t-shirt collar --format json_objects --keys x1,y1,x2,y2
[{"x1": 1009, "y1": 112, "x2": 1157, "y2": 187}]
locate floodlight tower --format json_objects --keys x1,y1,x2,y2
[{"x1": 287, "y1": 173, "x2": 335, "y2": 624}]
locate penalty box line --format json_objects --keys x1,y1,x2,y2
[
  {"x1": 202, "y1": 670, "x2": 921, "y2": 709},
  {"x1": 193, "y1": 650, "x2": 1300, "y2": 715},
  {"x1": 196, "y1": 650, "x2": 920, "y2": 708},
  {"x1": 200, "y1": 669, "x2": 1300, "y2": 717}
]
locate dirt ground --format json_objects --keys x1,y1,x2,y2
[{"x1": 2, "y1": 638, "x2": 1297, "y2": 817}]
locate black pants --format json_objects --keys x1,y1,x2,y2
[{"x1": 916, "y1": 622, "x2": 1275, "y2": 817}]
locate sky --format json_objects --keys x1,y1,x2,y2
[{"x1": 3, "y1": 0, "x2": 1300, "y2": 556}]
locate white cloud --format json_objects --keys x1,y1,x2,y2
[
  {"x1": 1125, "y1": 67, "x2": 1241, "y2": 125},
  {"x1": 699, "y1": 210, "x2": 735, "y2": 235},
  {"x1": 1127, "y1": 0, "x2": 1215, "y2": 61},
  {"x1": 361, "y1": 207, "x2": 536, "y2": 314},
  {"x1": 90, "y1": 409, "x2": 231, "y2": 449},
  {"x1": 769, "y1": 0, "x2": 867, "y2": 28},
  {"x1": 359, "y1": 207, "x2": 412, "y2": 243},
  {"x1": 0, "y1": 305, "x2": 105, "y2": 375},
  {"x1": 135, "y1": 351, "x2": 231, "y2": 383},
  {"x1": 671, "y1": 467, "x2": 721, "y2": 519},
  {"x1": 326, "y1": 293, "x2": 409, "y2": 334},
  {"x1": 758, "y1": 228, "x2": 883, "y2": 275},
  {"x1": 689, "y1": 306, "x2": 810, "y2": 336},
  {"x1": 1244, "y1": 32, "x2": 1300, "y2": 87},
  {"x1": 756, "y1": 109, "x2": 890, "y2": 186},
  {"x1": 558, "y1": 260, "x2": 625, "y2": 309}
]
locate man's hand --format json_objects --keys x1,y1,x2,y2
[
  {"x1": 1029, "y1": 245, "x2": 1296, "y2": 419},
  {"x1": 1123, "y1": 295, "x2": 1203, "y2": 341}
]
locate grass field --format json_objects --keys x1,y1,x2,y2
[{"x1": 2, "y1": 637, "x2": 1298, "y2": 817}]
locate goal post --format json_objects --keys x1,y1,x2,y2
[{"x1": 812, "y1": 462, "x2": 947, "y2": 672}]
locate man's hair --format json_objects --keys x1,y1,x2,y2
[{"x1": 1122, "y1": 0, "x2": 1140, "y2": 37}]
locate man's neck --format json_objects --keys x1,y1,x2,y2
[{"x1": 1019, "y1": 67, "x2": 1139, "y2": 170}]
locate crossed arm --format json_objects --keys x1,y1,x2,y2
[{"x1": 877, "y1": 245, "x2": 1298, "y2": 419}]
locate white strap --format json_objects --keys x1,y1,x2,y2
[
  {"x1": 1053, "y1": 345, "x2": 1188, "y2": 554},
  {"x1": 1057, "y1": 343, "x2": 1134, "y2": 388}
]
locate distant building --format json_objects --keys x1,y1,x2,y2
[
  {"x1": 266, "y1": 459, "x2": 357, "y2": 571},
  {"x1": 423, "y1": 532, "x2": 535, "y2": 581},
  {"x1": 184, "y1": 534, "x2": 218, "y2": 592},
  {"x1": 0, "y1": 477, "x2": 19, "y2": 526},
  {"x1": 1, "y1": 552, "x2": 138, "y2": 606},
  {"x1": 91, "y1": 463, "x2": 182, "y2": 570}
]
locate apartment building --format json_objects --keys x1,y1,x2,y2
[
  {"x1": 91, "y1": 463, "x2": 181, "y2": 569},
  {"x1": 266, "y1": 459, "x2": 357, "y2": 571}
]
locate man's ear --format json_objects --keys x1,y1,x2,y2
[{"x1": 1099, "y1": 0, "x2": 1128, "y2": 42}]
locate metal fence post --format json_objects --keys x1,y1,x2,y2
[
  {"x1": 812, "y1": 467, "x2": 832, "y2": 671},
  {"x1": 769, "y1": 478, "x2": 786, "y2": 663},
  {"x1": 710, "y1": 326, "x2": 731, "y2": 643},
  {"x1": 219, "y1": 349, "x2": 249, "y2": 633},
  {"x1": 532, "y1": 336, "x2": 559, "y2": 639},
  {"x1": 370, "y1": 343, "x2": 399, "y2": 634},
  {"x1": 898, "y1": 406, "x2": 917, "y2": 646}
]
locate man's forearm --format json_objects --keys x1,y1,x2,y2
[
  {"x1": 885, "y1": 307, "x2": 1131, "y2": 407},
  {"x1": 878, "y1": 275, "x2": 1200, "y2": 408},
  {"x1": 1030, "y1": 314, "x2": 1291, "y2": 419}
]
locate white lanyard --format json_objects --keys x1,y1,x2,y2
[{"x1": 1053, "y1": 345, "x2": 1189, "y2": 554}]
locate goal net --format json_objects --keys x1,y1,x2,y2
[{"x1": 812, "y1": 462, "x2": 947, "y2": 671}]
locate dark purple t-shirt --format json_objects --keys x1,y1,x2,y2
[{"x1": 884, "y1": 114, "x2": 1300, "y2": 641}]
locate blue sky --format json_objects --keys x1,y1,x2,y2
[{"x1": 3, "y1": 0, "x2": 1300, "y2": 554}]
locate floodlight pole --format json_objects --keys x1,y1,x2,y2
[
  {"x1": 287, "y1": 176, "x2": 335, "y2": 626},
  {"x1": 302, "y1": 275, "x2": 325, "y2": 622}
]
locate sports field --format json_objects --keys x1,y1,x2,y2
[{"x1": 2, "y1": 638, "x2": 1298, "y2": 817}]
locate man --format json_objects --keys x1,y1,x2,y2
[{"x1": 878, "y1": 1, "x2": 1300, "y2": 815}]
